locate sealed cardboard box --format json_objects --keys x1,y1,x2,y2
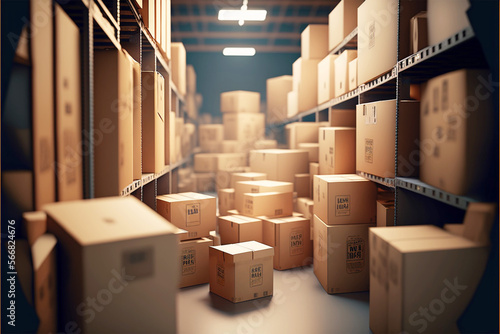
[
  {"x1": 301, "y1": 24, "x2": 328, "y2": 60},
  {"x1": 178, "y1": 237, "x2": 213, "y2": 288},
  {"x1": 171, "y1": 42, "x2": 186, "y2": 95},
  {"x1": 161, "y1": 0, "x2": 171, "y2": 59},
  {"x1": 193, "y1": 172, "x2": 215, "y2": 192},
  {"x1": 178, "y1": 179, "x2": 196, "y2": 193},
  {"x1": 209, "y1": 241, "x2": 274, "y2": 303},
  {"x1": 419, "y1": 69, "x2": 493, "y2": 195},
  {"x1": 428, "y1": 0, "x2": 470, "y2": 46},
  {"x1": 286, "y1": 122, "x2": 326, "y2": 149},
  {"x1": 318, "y1": 127, "x2": 356, "y2": 175},
  {"x1": 209, "y1": 230, "x2": 222, "y2": 246},
  {"x1": 262, "y1": 215, "x2": 312, "y2": 270},
  {"x1": 130, "y1": 56, "x2": 142, "y2": 180},
  {"x1": 218, "y1": 215, "x2": 263, "y2": 244},
  {"x1": 293, "y1": 58, "x2": 321, "y2": 112},
  {"x1": 296, "y1": 197, "x2": 314, "y2": 240},
  {"x1": 348, "y1": 58, "x2": 357, "y2": 91},
  {"x1": 156, "y1": 192, "x2": 216, "y2": 240},
  {"x1": 45, "y1": 197, "x2": 179, "y2": 333},
  {"x1": 22, "y1": 211, "x2": 47, "y2": 247},
  {"x1": 410, "y1": 12, "x2": 428, "y2": 54},
  {"x1": 221, "y1": 90, "x2": 260, "y2": 113},
  {"x1": 313, "y1": 215, "x2": 374, "y2": 294},
  {"x1": 223, "y1": 113, "x2": 265, "y2": 143},
  {"x1": 329, "y1": 109, "x2": 356, "y2": 127},
  {"x1": 249, "y1": 149, "x2": 309, "y2": 183},
  {"x1": 234, "y1": 179, "x2": 294, "y2": 213},
  {"x1": 242, "y1": 192, "x2": 293, "y2": 218},
  {"x1": 334, "y1": 50, "x2": 357, "y2": 97},
  {"x1": 287, "y1": 90, "x2": 298, "y2": 117},
  {"x1": 230, "y1": 172, "x2": 267, "y2": 189},
  {"x1": 309, "y1": 162, "x2": 320, "y2": 197},
  {"x1": 328, "y1": 0, "x2": 364, "y2": 51},
  {"x1": 199, "y1": 124, "x2": 224, "y2": 153},
  {"x1": 94, "y1": 49, "x2": 134, "y2": 197},
  {"x1": 294, "y1": 173, "x2": 310, "y2": 198},
  {"x1": 266, "y1": 75, "x2": 293, "y2": 123},
  {"x1": 314, "y1": 174, "x2": 377, "y2": 225},
  {"x1": 298, "y1": 143, "x2": 319, "y2": 163},
  {"x1": 356, "y1": 100, "x2": 420, "y2": 178},
  {"x1": 317, "y1": 55, "x2": 339, "y2": 105},
  {"x1": 377, "y1": 200, "x2": 395, "y2": 227},
  {"x1": 218, "y1": 188, "x2": 235, "y2": 216}
]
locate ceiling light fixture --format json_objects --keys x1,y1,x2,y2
[
  {"x1": 223, "y1": 47, "x2": 256, "y2": 56},
  {"x1": 218, "y1": 0, "x2": 267, "y2": 26}
]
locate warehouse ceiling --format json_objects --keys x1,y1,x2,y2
[{"x1": 171, "y1": 0, "x2": 338, "y2": 53}]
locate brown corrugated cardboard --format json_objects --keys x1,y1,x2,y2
[
  {"x1": 428, "y1": 0, "x2": 470, "y2": 46},
  {"x1": 187, "y1": 65, "x2": 196, "y2": 93},
  {"x1": 329, "y1": 109, "x2": 356, "y2": 127},
  {"x1": 293, "y1": 58, "x2": 321, "y2": 112},
  {"x1": 254, "y1": 140, "x2": 278, "y2": 150},
  {"x1": 209, "y1": 230, "x2": 222, "y2": 246},
  {"x1": 348, "y1": 58, "x2": 357, "y2": 91},
  {"x1": 309, "y1": 162, "x2": 319, "y2": 197},
  {"x1": 356, "y1": 100, "x2": 420, "y2": 178},
  {"x1": 179, "y1": 237, "x2": 213, "y2": 288},
  {"x1": 165, "y1": 111, "x2": 175, "y2": 165},
  {"x1": 22, "y1": 211, "x2": 47, "y2": 247},
  {"x1": 462, "y1": 203, "x2": 496, "y2": 246},
  {"x1": 318, "y1": 127, "x2": 356, "y2": 175},
  {"x1": 286, "y1": 122, "x2": 325, "y2": 149},
  {"x1": 294, "y1": 173, "x2": 310, "y2": 198},
  {"x1": 44, "y1": 197, "x2": 179, "y2": 333},
  {"x1": 298, "y1": 143, "x2": 319, "y2": 163},
  {"x1": 262, "y1": 215, "x2": 312, "y2": 270},
  {"x1": 296, "y1": 197, "x2": 314, "y2": 240},
  {"x1": 156, "y1": 192, "x2": 216, "y2": 240},
  {"x1": 301, "y1": 24, "x2": 328, "y2": 60},
  {"x1": 234, "y1": 179, "x2": 294, "y2": 213},
  {"x1": 221, "y1": 140, "x2": 239, "y2": 153},
  {"x1": 223, "y1": 113, "x2": 265, "y2": 144},
  {"x1": 194, "y1": 153, "x2": 247, "y2": 173},
  {"x1": 221, "y1": 90, "x2": 260, "y2": 113},
  {"x1": 55, "y1": 5, "x2": 83, "y2": 201},
  {"x1": 242, "y1": 192, "x2": 294, "y2": 218},
  {"x1": 410, "y1": 12, "x2": 428, "y2": 54},
  {"x1": 171, "y1": 42, "x2": 186, "y2": 96},
  {"x1": 317, "y1": 55, "x2": 339, "y2": 104},
  {"x1": 314, "y1": 174, "x2": 377, "y2": 225},
  {"x1": 313, "y1": 215, "x2": 374, "y2": 294},
  {"x1": 266, "y1": 76, "x2": 293, "y2": 123},
  {"x1": 209, "y1": 241, "x2": 274, "y2": 303},
  {"x1": 218, "y1": 188, "x2": 235, "y2": 216},
  {"x1": 419, "y1": 69, "x2": 493, "y2": 195},
  {"x1": 287, "y1": 90, "x2": 298, "y2": 117},
  {"x1": 249, "y1": 149, "x2": 309, "y2": 183},
  {"x1": 193, "y1": 172, "x2": 215, "y2": 192},
  {"x1": 334, "y1": 50, "x2": 357, "y2": 97},
  {"x1": 218, "y1": 215, "x2": 263, "y2": 244},
  {"x1": 376, "y1": 200, "x2": 395, "y2": 227},
  {"x1": 199, "y1": 124, "x2": 224, "y2": 153},
  {"x1": 328, "y1": 0, "x2": 364, "y2": 51},
  {"x1": 230, "y1": 172, "x2": 267, "y2": 189},
  {"x1": 130, "y1": 56, "x2": 142, "y2": 180},
  {"x1": 215, "y1": 166, "x2": 251, "y2": 190}
]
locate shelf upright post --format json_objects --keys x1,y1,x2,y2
[{"x1": 83, "y1": 1, "x2": 94, "y2": 199}]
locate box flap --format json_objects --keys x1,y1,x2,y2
[
  {"x1": 31, "y1": 234, "x2": 57, "y2": 271},
  {"x1": 238, "y1": 241, "x2": 274, "y2": 259},
  {"x1": 211, "y1": 244, "x2": 253, "y2": 263},
  {"x1": 391, "y1": 236, "x2": 483, "y2": 254}
]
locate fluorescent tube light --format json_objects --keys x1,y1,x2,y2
[
  {"x1": 218, "y1": 9, "x2": 267, "y2": 22},
  {"x1": 223, "y1": 47, "x2": 256, "y2": 56}
]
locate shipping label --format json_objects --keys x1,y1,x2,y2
[
  {"x1": 63, "y1": 129, "x2": 78, "y2": 184},
  {"x1": 290, "y1": 228, "x2": 304, "y2": 256},
  {"x1": 365, "y1": 139, "x2": 374, "y2": 163},
  {"x1": 368, "y1": 21, "x2": 375, "y2": 49},
  {"x1": 335, "y1": 195, "x2": 350, "y2": 216},
  {"x1": 181, "y1": 247, "x2": 196, "y2": 276},
  {"x1": 244, "y1": 199, "x2": 254, "y2": 213},
  {"x1": 346, "y1": 236, "x2": 365, "y2": 274},
  {"x1": 433, "y1": 87, "x2": 439, "y2": 113},
  {"x1": 186, "y1": 203, "x2": 201, "y2": 227},
  {"x1": 274, "y1": 208, "x2": 283, "y2": 216},
  {"x1": 441, "y1": 80, "x2": 449, "y2": 111},
  {"x1": 250, "y1": 264, "x2": 263, "y2": 287},
  {"x1": 122, "y1": 247, "x2": 154, "y2": 279},
  {"x1": 364, "y1": 105, "x2": 377, "y2": 125},
  {"x1": 216, "y1": 263, "x2": 225, "y2": 286}
]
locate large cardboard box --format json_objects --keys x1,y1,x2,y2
[
  {"x1": 142, "y1": 71, "x2": 165, "y2": 173},
  {"x1": 199, "y1": 124, "x2": 224, "y2": 153},
  {"x1": 139, "y1": 0, "x2": 155, "y2": 38},
  {"x1": 334, "y1": 50, "x2": 357, "y2": 97},
  {"x1": 218, "y1": 215, "x2": 263, "y2": 244},
  {"x1": 262, "y1": 215, "x2": 312, "y2": 270},
  {"x1": 298, "y1": 143, "x2": 319, "y2": 163},
  {"x1": 314, "y1": 174, "x2": 377, "y2": 225},
  {"x1": 427, "y1": 0, "x2": 470, "y2": 46},
  {"x1": 419, "y1": 69, "x2": 493, "y2": 195},
  {"x1": 164, "y1": 0, "x2": 171, "y2": 60},
  {"x1": 209, "y1": 241, "x2": 274, "y2": 303},
  {"x1": 221, "y1": 90, "x2": 260, "y2": 113},
  {"x1": 318, "y1": 127, "x2": 356, "y2": 175},
  {"x1": 287, "y1": 90, "x2": 298, "y2": 117},
  {"x1": 156, "y1": 192, "x2": 216, "y2": 240},
  {"x1": 328, "y1": 0, "x2": 364, "y2": 51},
  {"x1": 178, "y1": 237, "x2": 213, "y2": 288},
  {"x1": 218, "y1": 188, "x2": 235, "y2": 216},
  {"x1": 410, "y1": 12, "x2": 428, "y2": 54},
  {"x1": 294, "y1": 173, "x2": 310, "y2": 198},
  {"x1": 45, "y1": 197, "x2": 179, "y2": 333},
  {"x1": 356, "y1": 100, "x2": 420, "y2": 178},
  {"x1": 377, "y1": 200, "x2": 395, "y2": 227},
  {"x1": 94, "y1": 49, "x2": 134, "y2": 197},
  {"x1": 171, "y1": 42, "x2": 186, "y2": 96},
  {"x1": 301, "y1": 24, "x2": 328, "y2": 60},
  {"x1": 348, "y1": 58, "x2": 358, "y2": 91},
  {"x1": 55, "y1": 5, "x2": 83, "y2": 201},
  {"x1": 223, "y1": 113, "x2": 265, "y2": 143},
  {"x1": 234, "y1": 180, "x2": 294, "y2": 213},
  {"x1": 230, "y1": 172, "x2": 267, "y2": 189},
  {"x1": 313, "y1": 215, "x2": 374, "y2": 294},
  {"x1": 130, "y1": 56, "x2": 142, "y2": 180},
  {"x1": 266, "y1": 75, "x2": 293, "y2": 123},
  {"x1": 286, "y1": 122, "x2": 326, "y2": 149},
  {"x1": 249, "y1": 149, "x2": 309, "y2": 183},
  {"x1": 329, "y1": 109, "x2": 356, "y2": 127},
  {"x1": 293, "y1": 58, "x2": 321, "y2": 112},
  {"x1": 317, "y1": 55, "x2": 339, "y2": 105},
  {"x1": 242, "y1": 192, "x2": 293, "y2": 218}
]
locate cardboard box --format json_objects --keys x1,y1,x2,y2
[
  {"x1": 156, "y1": 0, "x2": 161, "y2": 49},
  {"x1": 329, "y1": 109, "x2": 356, "y2": 127},
  {"x1": 139, "y1": 0, "x2": 155, "y2": 37},
  {"x1": 428, "y1": 0, "x2": 470, "y2": 46},
  {"x1": 156, "y1": 192, "x2": 216, "y2": 240},
  {"x1": 45, "y1": 197, "x2": 179, "y2": 333},
  {"x1": 242, "y1": 192, "x2": 293, "y2": 218},
  {"x1": 171, "y1": 42, "x2": 186, "y2": 96},
  {"x1": 234, "y1": 180, "x2": 294, "y2": 213},
  {"x1": 266, "y1": 75, "x2": 293, "y2": 123},
  {"x1": 254, "y1": 139, "x2": 278, "y2": 150},
  {"x1": 208, "y1": 230, "x2": 222, "y2": 246},
  {"x1": 296, "y1": 197, "x2": 314, "y2": 240},
  {"x1": 22, "y1": 211, "x2": 47, "y2": 247},
  {"x1": 309, "y1": 162, "x2": 319, "y2": 198},
  {"x1": 187, "y1": 64, "x2": 196, "y2": 93},
  {"x1": 230, "y1": 172, "x2": 267, "y2": 189},
  {"x1": 223, "y1": 113, "x2": 265, "y2": 144},
  {"x1": 410, "y1": 12, "x2": 428, "y2": 54},
  {"x1": 301, "y1": 24, "x2": 328, "y2": 60},
  {"x1": 130, "y1": 56, "x2": 142, "y2": 180},
  {"x1": 199, "y1": 124, "x2": 224, "y2": 153},
  {"x1": 262, "y1": 215, "x2": 312, "y2": 270},
  {"x1": 317, "y1": 55, "x2": 339, "y2": 104},
  {"x1": 318, "y1": 127, "x2": 356, "y2": 175},
  {"x1": 178, "y1": 237, "x2": 213, "y2": 288},
  {"x1": 218, "y1": 188, "x2": 235, "y2": 216},
  {"x1": 165, "y1": 111, "x2": 175, "y2": 165},
  {"x1": 376, "y1": 200, "x2": 395, "y2": 227},
  {"x1": 294, "y1": 173, "x2": 310, "y2": 198},
  {"x1": 287, "y1": 90, "x2": 298, "y2": 117},
  {"x1": 348, "y1": 58, "x2": 357, "y2": 91},
  {"x1": 209, "y1": 241, "x2": 274, "y2": 303},
  {"x1": 293, "y1": 58, "x2": 321, "y2": 112},
  {"x1": 193, "y1": 172, "x2": 215, "y2": 192},
  {"x1": 313, "y1": 174, "x2": 377, "y2": 225},
  {"x1": 215, "y1": 166, "x2": 250, "y2": 190},
  {"x1": 356, "y1": 100, "x2": 420, "y2": 178},
  {"x1": 286, "y1": 122, "x2": 325, "y2": 149},
  {"x1": 298, "y1": 143, "x2": 319, "y2": 163},
  {"x1": 328, "y1": 0, "x2": 364, "y2": 51},
  {"x1": 249, "y1": 149, "x2": 309, "y2": 183},
  {"x1": 55, "y1": 5, "x2": 83, "y2": 201},
  {"x1": 218, "y1": 215, "x2": 263, "y2": 244},
  {"x1": 94, "y1": 49, "x2": 134, "y2": 197},
  {"x1": 221, "y1": 90, "x2": 260, "y2": 113},
  {"x1": 419, "y1": 69, "x2": 493, "y2": 195},
  {"x1": 221, "y1": 140, "x2": 239, "y2": 153},
  {"x1": 313, "y1": 215, "x2": 374, "y2": 294},
  {"x1": 194, "y1": 153, "x2": 247, "y2": 173},
  {"x1": 334, "y1": 50, "x2": 357, "y2": 97}
]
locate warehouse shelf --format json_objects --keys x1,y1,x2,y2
[
  {"x1": 141, "y1": 173, "x2": 155, "y2": 186},
  {"x1": 121, "y1": 179, "x2": 142, "y2": 196},
  {"x1": 357, "y1": 171, "x2": 395, "y2": 188},
  {"x1": 93, "y1": 2, "x2": 121, "y2": 49},
  {"x1": 96, "y1": 0, "x2": 119, "y2": 33},
  {"x1": 329, "y1": 27, "x2": 358, "y2": 55}
]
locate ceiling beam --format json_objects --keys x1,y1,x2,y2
[
  {"x1": 172, "y1": 31, "x2": 300, "y2": 40},
  {"x1": 184, "y1": 44, "x2": 300, "y2": 53},
  {"x1": 171, "y1": 15, "x2": 328, "y2": 24},
  {"x1": 171, "y1": 0, "x2": 335, "y2": 7}
]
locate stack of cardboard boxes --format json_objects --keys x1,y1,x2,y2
[{"x1": 138, "y1": 0, "x2": 172, "y2": 61}]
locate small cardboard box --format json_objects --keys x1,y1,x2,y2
[
  {"x1": 428, "y1": 0, "x2": 470, "y2": 46},
  {"x1": 376, "y1": 200, "x2": 395, "y2": 227},
  {"x1": 156, "y1": 192, "x2": 216, "y2": 240},
  {"x1": 221, "y1": 90, "x2": 260, "y2": 113},
  {"x1": 209, "y1": 241, "x2": 274, "y2": 303},
  {"x1": 262, "y1": 215, "x2": 312, "y2": 270},
  {"x1": 249, "y1": 149, "x2": 309, "y2": 183},
  {"x1": 171, "y1": 42, "x2": 186, "y2": 95},
  {"x1": 328, "y1": 0, "x2": 364, "y2": 51},
  {"x1": 318, "y1": 127, "x2": 356, "y2": 175},
  {"x1": 313, "y1": 215, "x2": 374, "y2": 294},
  {"x1": 209, "y1": 230, "x2": 222, "y2": 246},
  {"x1": 293, "y1": 58, "x2": 321, "y2": 112},
  {"x1": 218, "y1": 188, "x2": 235, "y2": 216},
  {"x1": 44, "y1": 197, "x2": 179, "y2": 333},
  {"x1": 218, "y1": 215, "x2": 263, "y2": 244},
  {"x1": 223, "y1": 113, "x2": 265, "y2": 143},
  {"x1": 317, "y1": 55, "x2": 339, "y2": 104},
  {"x1": 242, "y1": 192, "x2": 294, "y2": 218},
  {"x1": 296, "y1": 197, "x2": 314, "y2": 240},
  {"x1": 314, "y1": 174, "x2": 377, "y2": 225},
  {"x1": 301, "y1": 24, "x2": 329, "y2": 60},
  {"x1": 294, "y1": 173, "x2": 310, "y2": 198},
  {"x1": 267, "y1": 75, "x2": 293, "y2": 123},
  {"x1": 230, "y1": 172, "x2": 267, "y2": 189},
  {"x1": 298, "y1": 143, "x2": 319, "y2": 163},
  {"x1": 178, "y1": 237, "x2": 213, "y2": 288},
  {"x1": 334, "y1": 50, "x2": 357, "y2": 97},
  {"x1": 329, "y1": 109, "x2": 356, "y2": 127},
  {"x1": 234, "y1": 180, "x2": 294, "y2": 213},
  {"x1": 356, "y1": 100, "x2": 420, "y2": 178},
  {"x1": 287, "y1": 90, "x2": 298, "y2": 117},
  {"x1": 199, "y1": 124, "x2": 224, "y2": 153},
  {"x1": 286, "y1": 122, "x2": 325, "y2": 149},
  {"x1": 348, "y1": 58, "x2": 357, "y2": 91},
  {"x1": 410, "y1": 12, "x2": 428, "y2": 54}
]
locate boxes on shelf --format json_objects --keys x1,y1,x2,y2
[
  {"x1": 156, "y1": 192, "x2": 216, "y2": 241},
  {"x1": 221, "y1": 90, "x2": 260, "y2": 113},
  {"x1": 286, "y1": 122, "x2": 326, "y2": 149},
  {"x1": 410, "y1": 11, "x2": 428, "y2": 54},
  {"x1": 298, "y1": 143, "x2": 319, "y2": 163},
  {"x1": 178, "y1": 235, "x2": 213, "y2": 288},
  {"x1": 266, "y1": 75, "x2": 293, "y2": 123},
  {"x1": 313, "y1": 215, "x2": 374, "y2": 294},
  {"x1": 193, "y1": 172, "x2": 216, "y2": 192},
  {"x1": 249, "y1": 149, "x2": 309, "y2": 183},
  {"x1": 199, "y1": 124, "x2": 224, "y2": 153},
  {"x1": 223, "y1": 113, "x2": 265, "y2": 144},
  {"x1": 301, "y1": 24, "x2": 329, "y2": 60},
  {"x1": 328, "y1": 0, "x2": 364, "y2": 51},
  {"x1": 234, "y1": 179, "x2": 294, "y2": 213},
  {"x1": 171, "y1": 42, "x2": 186, "y2": 95},
  {"x1": 218, "y1": 215, "x2": 263, "y2": 244},
  {"x1": 209, "y1": 241, "x2": 274, "y2": 303},
  {"x1": 287, "y1": 90, "x2": 298, "y2": 117},
  {"x1": 218, "y1": 188, "x2": 235, "y2": 216},
  {"x1": 318, "y1": 127, "x2": 356, "y2": 175},
  {"x1": 317, "y1": 55, "x2": 339, "y2": 104},
  {"x1": 313, "y1": 174, "x2": 377, "y2": 225},
  {"x1": 165, "y1": 111, "x2": 176, "y2": 165},
  {"x1": 230, "y1": 172, "x2": 267, "y2": 189},
  {"x1": 293, "y1": 58, "x2": 321, "y2": 112},
  {"x1": 294, "y1": 173, "x2": 310, "y2": 198},
  {"x1": 334, "y1": 50, "x2": 357, "y2": 97},
  {"x1": 130, "y1": 56, "x2": 142, "y2": 180},
  {"x1": 377, "y1": 200, "x2": 395, "y2": 227},
  {"x1": 329, "y1": 108, "x2": 356, "y2": 127},
  {"x1": 242, "y1": 192, "x2": 293, "y2": 218},
  {"x1": 427, "y1": 0, "x2": 470, "y2": 46},
  {"x1": 44, "y1": 197, "x2": 179, "y2": 333},
  {"x1": 356, "y1": 100, "x2": 420, "y2": 178},
  {"x1": 348, "y1": 58, "x2": 357, "y2": 91}
]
